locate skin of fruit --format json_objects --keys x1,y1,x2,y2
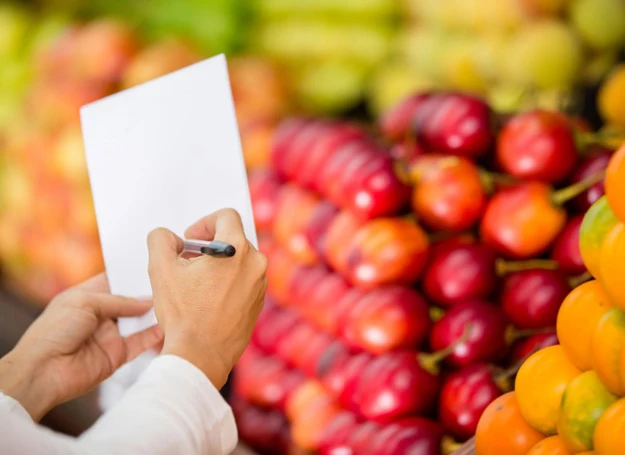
[
  {"x1": 557, "y1": 280, "x2": 613, "y2": 371},
  {"x1": 600, "y1": 222, "x2": 625, "y2": 308},
  {"x1": 501, "y1": 269, "x2": 570, "y2": 330},
  {"x1": 557, "y1": 371, "x2": 618, "y2": 453},
  {"x1": 591, "y1": 307, "x2": 625, "y2": 396},
  {"x1": 475, "y1": 392, "x2": 545, "y2": 455},
  {"x1": 605, "y1": 144, "x2": 625, "y2": 222},
  {"x1": 497, "y1": 110, "x2": 578, "y2": 183},
  {"x1": 480, "y1": 182, "x2": 566, "y2": 259},
  {"x1": 248, "y1": 169, "x2": 282, "y2": 232},
  {"x1": 550, "y1": 216, "x2": 586, "y2": 274},
  {"x1": 579, "y1": 196, "x2": 619, "y2": 279},
  {"x1": 594, "y1": 398, "x2": 625, "y2": 455},
  {"x1": 515, "y1": 345, "x2": 581, "y2": 435},
  {"x1": 510, "y1": 332, "x2": 559, "y2": 365},
  {"x1": 526, "y1": 435, "x2": 575, "y2": 455},
  {"x1": 378, "y1": 92, "x2": 433, "y2": 141},
  {"x1": 598, "y1": 65, "x2": 625, "y2": 128},
  {"x1": 423, "y1": 242, "x2": 497, "y2": 307},
  {"x1": 570, "y1": 149, "x2": 612, "y2": 213}
]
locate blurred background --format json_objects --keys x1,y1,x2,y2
[{"x1": 0, "y1": 0, "x2": 624, "y2": 452}]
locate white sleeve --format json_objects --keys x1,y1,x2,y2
[{"x1": 0, "y1": 355, "x2": 238, "y2": 455}]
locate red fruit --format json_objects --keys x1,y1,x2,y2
[
  {"x1": 389, "y1": 141, "x2": 427, "y2": 164},
  {"x1": 369, "y1": 418, "x2": 444, "y2": 455},
  {"x1": 379, "y1": 93, "x2": 433, "y2": 141},
  {"x1": 510, "y1": 332, "x2": 559, "y2": 365},
  {"x1": 355, "y1": 351, "x2": 439, "y2": 422},
  {"x1": 550, "y1": 215, "x2": 585, "y2": 274},
  {"x1": 271, "y1": 118, "x2": 310, "y2": 174},
  {"x1": 327, "y1": 215, "x2": 430, "y2": 288},
  {"x1": 439, "y1": 363, "x2": 502, "y2": 441},
  {"x1": 323, "y1": 351, "x2": 374, "y2": 411},
  {"x1": 296, "y1": 331, "x2": 335, "y2": 378},
  {"x1": 248, "y1": 169, "x2": 281, "y2": 232},
  {"x1": 318, "y1": 411, "x2": 360, "y2": 455},
  {"x1": 497, "y1": 110, "x2": 578, "y2": 183},
  {"x1": 423, "y1": 242, "x2": 497, "y2": 306},
  {"x1": 348, "y1": 421, "x2": 381, "y2": 455},
  {"x1": 500, "y1": 269, "x2": 570, "y2": 329},
  {"x1": 569, "y1": 148, "x2": 612, "y2": 212},
  {"x1": 305, "y1": 201, "x2": 339, "y2": 257},
  {"x1": 231, "y1": 398, "x2": 290, "y2": 454},
  {"x1": 281, "y1": 121, "x2": 333, "y2": 181},
  {"x1": 412, "y1": 93, "x2": 493, "y2": 159},
  {"x1": 480, "y1": 182, "x2": 567, "y2": 258},
  {"x1": 251, "y1": 305, "x2": 300, "y2": 354},
  {"x1": 342, "y1": 286, "x2": 431, "y2": 354},
  {"x1": 430, "y1": 300, "x2": 509, "y2": 367},
  {"x1": 411, "y1": 156, "x2": 487, "y2": 231},
  {"x1": 304, "y1": 271, "x2": 351, "y2": 335}
]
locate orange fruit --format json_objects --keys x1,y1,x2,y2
[
  {"x1": 291, "y1": 397, "x2": 341, "y2": 451},
  {"x1": 526, "y1": 435, "x2": 573, "y2": 455},
  {"x1": 475, "y1": 392, "x2": 545, "y2": 455},
  {"x1": 591, "y1": 307, "x2": 625, "y2": 395},
  {"x1": 605, "y1": 144, "x2": 625, "y2": 223},
  {"x1": 557, "y1": 371, "x2": 618, "y2": 453},
  {"x1": 579, "y1": 196, "x2": 619, "y2": 279},
  {"x1": 598, "y1": 65, "x2": 625, "y2": 128},
  {"x1": 285, "y1": 380, "x2": 329, "y2": 422},
  {"x1": 599, "y1": 222, "x2": 625, "y2": 309},
  {"x1": 515, "y1": 345, "x2": 581, "y2": 434},
  {"x1": 557, "y1": 280, "x2": 613, "y2": 370},
  {"x1": 594, "y1": 398, "x2": 625, "y2": 455}
]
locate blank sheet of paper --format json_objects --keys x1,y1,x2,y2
[{"x1": 81, "y1": 54, "x2": 257, "y2": 334}]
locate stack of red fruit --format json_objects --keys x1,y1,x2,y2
[{"x1": 235, "y1": 91, "x2": 613, "y2": 454}]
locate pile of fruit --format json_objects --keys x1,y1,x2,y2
[
  {"x1": 233, "y1": 89, "x2": 620, "y2": 454},
  {"x1": 372, "y1": 0, "x2": 625, "y2": 115},
  {"x1": 0, "y1": 17, "x2": 289, "y2": 304},
  {"x1": 475, "y1": 143, "x2": 625, "y2": 455}
]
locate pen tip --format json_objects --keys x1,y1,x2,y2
[{"x1": 225, "y1": 245, "x2": 236, "y2": 257}]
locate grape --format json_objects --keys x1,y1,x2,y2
[
  {"x1": 569, "y1": 0, "x2": 625, "y2": 50},
  {"x1": 504, "y1": 20, "x2": 582, "y2": 89},
  {"x1": 398, "y1": 27, "x2": 447, "y2": 80},
  {"x1": 440, "y1": 34, "x2": 487, "y2": 92}
]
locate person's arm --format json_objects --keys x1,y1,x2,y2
[{"x1": 0, "y1": 356, "x2": 236, "y2": 455}]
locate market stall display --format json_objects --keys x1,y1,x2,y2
[
  {"x1": 475, "y1": 144, "x2": 625, "y2": 455},
  {"x1": 234, "y1": 88, "x2": 620, "y2": 453}
]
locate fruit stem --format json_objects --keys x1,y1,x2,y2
[
  {"x1": 505, "y1": 326, "x2": 555, "y2": 345},
  {"x1": 418, "y1": 324, "x2": 473, "y2": 375},
  {"x1": 429, "y1": 306, "x2": 445, "y2": 322},
  {"x1": 495, "y1": 258, "x2": 559, "y2": 276},
  {"x1": 577, "y1": 130, "x2": 625, "y2": 149},
  {"x1": 479, "y1": 170, "x2": 519, "y2": 194},
  {"x1": 568, "y1": 271, "x2": 592, "y2": 288},
  {"x1": 441, "y1": 436, "x2": 464, "y2": 455},
  {"x1": 551, "y1": 170, "x2": 605, "y2": 206}
]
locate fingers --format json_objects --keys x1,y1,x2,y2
[
  {"x1": 86, "y1": 293, "x2": 152, "y2": 320},
  {"x1": 185, "y1": 208, "x2": 247, "y2": 248},
  {"x1": 147, "y1": 228, "x2": 184, "y2": 271},
  {"x1": 74, "y1": 273, "x2": 110, "y2": 293},
  {"x1": 123, "y1": 325, "x2": 164, "y2": 362}
]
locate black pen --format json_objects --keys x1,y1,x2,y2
[{"x1": 183, "y1": 239, "x2": 236, "y2": 257}]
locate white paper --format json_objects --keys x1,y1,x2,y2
[{"x1": 81, "y1": 53, "x2": 257, "y2": 336}]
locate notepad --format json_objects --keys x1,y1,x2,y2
[{"x1": 81, "y1": 54, "x2": 257, "y2": 336}]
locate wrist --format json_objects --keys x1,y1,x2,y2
[
  {"x1": 161, "y1": 339, "x2": 230, "y2": 389},
  {"x1": 0, "y1": 350, "x2": 57, "y2": 421}
]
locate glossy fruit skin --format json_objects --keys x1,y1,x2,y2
[
  {"x1": 342, "y1": 286, "x2": 431, "y2": 354},
  {"x1": 411, "y1": 92, "x2": 494, "y2": 159},
  {"x1": 317, "y1": 411, "x2": 359, "y2": 455},
  {"x1": 570, "y1": 149, "x2": 612, "y2": 212},
  {"x1": 557, "y1": 371, "x2": 618, "y2": 453},
  {"x1": 423, "y1": 242, "x2": 497, "y2": 307},
  {"x1": 367, "y1": 417, "x2": 444, "y2": 455},
  {"x1": 605, "y1": 144, "x2": 625, "y2": 223},
  {"x1": 594, "y1": 398, "x2": 625, "y2": 455},
  {"x1": 557, "y1": 280, "x2": 613, "y2": 371},
  {"x1": 591, "y1": 307, "x2": 625, "y2": 396},
  {"x1": 480, "y1": 182, "x2": 566, "y2": 259},
  {"x1": 326, "y1": 215, "x2": 430, "y2": 288},
  {"x1": 501, "y1": 269, "x2": 570, "y2": 329},
  {"x1": 231, "y1": 397, "x2": 290, "y2": 455},
  {"x1": 439, "y1": 363, "x2": 502, "y2": 441},
  {"x1": 475, "y1": 392, "x2": 545, "y2": 455},
  {"x1": 599, "y1": 223, "x2": 625, "y2": 309},
  {"x1": 515, "y1": 345, "x2": 581, "y2": 435},
  {"x1": 497, "y1": 110, "x2": 578, "y2": 183},
  {"x1": 580, "y1": 196, "x2": 619, "y2": 279},
  {"x1": 411, "y1": 156, "x2": 487, "y2": 231},
  {"x1": 379, "y1": 92, "x2": 432, "y2": 141},
  {"x1": 510, "y1": 332, "x2": 559, "y2": 365},
  {"x1": 526, "y1": 435, "x2": 575, "y2": 455},
  {"x1": 550, "y1": 216, "x2": 586, "y2": 274},
  {"x1": 430, "y1": 300, "x2": 509, "y2": 367},
  {"x1": 248, "y1": 169, "x2": 282, "y2": 233}
]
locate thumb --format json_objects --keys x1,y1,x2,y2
[{"x1": 147, "y1": 228, "x2": 184, "y2": 274}]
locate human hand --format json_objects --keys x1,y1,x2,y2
[
  {"x1": 0, "y1": 275, "x2": 164, "y2": 421},
  {"x1": 147, "y1": 208, "x2": 267, "y2": 389}
]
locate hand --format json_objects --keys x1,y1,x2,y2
[
  {"x1": 0, "y1": 275, "x2": 164, "y2": 421},
  {"x1": 147, "y1": 208, "x2": 267, "y2": 389}
]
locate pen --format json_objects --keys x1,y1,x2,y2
[{"x1": 183, "y1": 239, "x2": 236, "y2": 258}]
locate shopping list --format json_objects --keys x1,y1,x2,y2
[{"x1": 80, "y1": 54, "x2": 257, "y2": 336}]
